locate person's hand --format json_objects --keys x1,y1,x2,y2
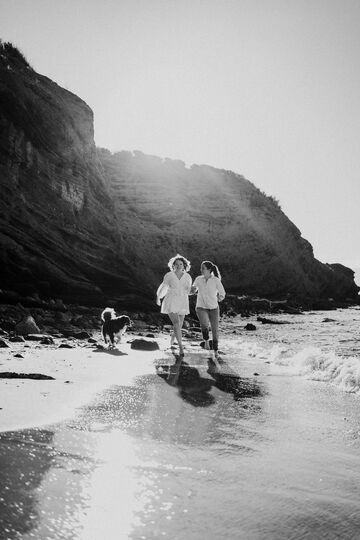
[
  {"x1": 218, "y1": 294, "x2": 225, "y2": 302},
  {"x1": 156, "y1": 297, "x2": 161, "y2": 306}
]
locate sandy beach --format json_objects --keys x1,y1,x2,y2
[
  {"x1": 0, "y1": 332, "x2": 169, "y2": 433},
  {"x1": 2, "y1": 311, "x2": 360, "y2": 539}
]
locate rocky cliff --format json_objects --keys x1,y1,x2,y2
[
  {"x1": 98, "y1": 150, "x2": 358, "y2": 303},
  {"x1": 0, "y1": 41, "x2": 146, "y2": 307},
  {"x1": 0, "y1": 42, "x2": 358, "y2": 308}
]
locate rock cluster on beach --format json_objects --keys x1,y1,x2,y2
[
  {"x1": 0, "y1": 41, "x2": 358, "y2": 311},
  {"x1": 0, "y1": 301, "x2": 170, "y2": 345}
]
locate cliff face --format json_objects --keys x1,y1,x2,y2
[
  {"x1": 0, "y1": 42, "x2": 145, "y2": 307},
  {"x1": 98, "y1": 150, "x2": 358, "y2": 301},
  {"x1": 0, "y1": 42, "x2": 358, "y2": 307}
]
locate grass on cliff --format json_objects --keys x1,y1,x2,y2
[{"x1": 0, "y1": 40, "x2": 32, "y2": 70}]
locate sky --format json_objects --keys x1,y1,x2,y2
[{"x1": 1, "y1": 0, "x2": 359, "y2": 282}]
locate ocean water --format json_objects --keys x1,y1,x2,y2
[
  {"x1": 223, "y1": 307, "x2": 360, "y2": 393},
  {"x1": 1, "y1": 308, "x2": 360, "y2": 540}
]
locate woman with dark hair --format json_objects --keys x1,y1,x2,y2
[
  {"x1": 156, "y1": 253, "x2": 192, "y2": 355},
  {"x1": 191, "y1": 260, "x2": 226, "y2": 359}
]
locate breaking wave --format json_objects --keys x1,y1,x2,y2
[{"x1": 269, "y1": 344, "x2": 360, "y2": 394}]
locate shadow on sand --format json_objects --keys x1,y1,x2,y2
[
  {"x1": 156, "y1": 353, "x2": 263, "y2": 406},
  {"x1": 93, "y1": 348, "x2": 128, "y2": 356},
  {"x1": 207, "y1": 358, "x2": 263, "y2": 401},
  {"x1": 156, "y1": 354, "x2": 215, "y2": 407}
]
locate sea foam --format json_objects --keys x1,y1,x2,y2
[{"x1": 269, "y1": 345, "x2": 360, "y2": 394}]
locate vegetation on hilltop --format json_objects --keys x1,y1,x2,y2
[{"x1": 0, "y1": 40, "x2": 32, "y2": 69}]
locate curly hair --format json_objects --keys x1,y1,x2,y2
[{"x1": 167, "y1": 253, "x2": 191, "y2": 272}]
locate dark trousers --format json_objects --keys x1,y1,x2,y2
[{"x1": 196, "y1": 306, "x2": 219, "y2": 351}]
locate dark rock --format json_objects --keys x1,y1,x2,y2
[
  {"x1": 58, "y1": 343, "x2": 74, "y2": 349},
  {"x1": 322, "y1": 317, "x2": 336, "y2": 323},
  {"x1": 0, "y1": 338, "x2": 10, "y2": 348},
  {"x1": 0, "y1": 320, "x2": 16, "y2": 332},
  {"x1": 71, "y1": 331, "x2": 91, "y2": 340},
  {"x1": 257, "y1": 316, "x2": 290, "y2": 325},
  {"x1": 40, "y1": 337, "x2": 55, "y2": 345},
  {"x1": 0, "y1": 290, "x2": 21, "y2": 303},
  {"x1": 131, "y1": 321, "x2": 148, "y2": 330},
  {"x1": 130, "y1": 338, "x2": 159, "y2": 351},
  {"x1": 9, "y1": 335, "x2": 26, "y2": 343},
  {"x1": 15, "y1": 316, "x2": 40, "y2": 335},
  {"x1": 145, "y1": 333, "x2": 155, "y2": 338},
  {"x1": 55, "y1": 299, "x2": 66, "y2": 310},
  {"x1": 71, "y1": 316, "x2": 92, "y2": 328},
  {"x1": 60, "y1": 329, "x2": 90, "y2": 339},
  {"x1": 244, "y1": 323, "x2": 257, "y2": 331},
  {"x1": 54, "y1": 311, "x2": 72, "y2": 323},
  {"x1": 25, "y1": 334, "x2": 53, "y2": 341},
  {"x1": 88, "y1": 338, "x2": 97, "y2": 343},
  {"x1": 14, "y1": 353, "x2": 24, "y2": 358},
  {"x1": 0, "y1": 372, "x2": 55, "y2": 380}
]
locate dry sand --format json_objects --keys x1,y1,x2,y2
[{"x1": 0, "y1": 333, "x2": 169, "y2": 433}]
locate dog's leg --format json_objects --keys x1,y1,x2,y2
[
  {"x1": 117, "y1": 330, "x2": 123, "y2": 344},
  {"x1": 117, "y1": 327, "x2": 127, "y2": 345}
]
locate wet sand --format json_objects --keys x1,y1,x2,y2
[
  {"x1": 1, "y1": 324, "x2": 360, "y2": 539},
  {"x1": 0, "y1": 336, "x2": 167, "y2": 433}
]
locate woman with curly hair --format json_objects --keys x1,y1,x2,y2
[
  {"x1": 191, "y1": 260, "x2": 226, "y2": 359},
  {"x1": 156, "y1": 253, "x2": 192, "y2": 355}
]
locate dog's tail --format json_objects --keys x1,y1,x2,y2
[{"x1": 101, "y1": 307, "x2": 115, "y2": 322}]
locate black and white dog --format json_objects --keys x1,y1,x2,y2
[{"x1": 101, "y1": 307, "x2": 131, "y2": 349}]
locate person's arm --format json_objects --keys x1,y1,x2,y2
[
  {"x1": 156, "y1": 273, "x2": 170, "y2": 305},
  {"x1": 183, "y1": 274, "x2": 192, "y2": 295},
  {"x1": 216, "y1": 278, "x2": 226, "y2": 302},
  {"x1": 190, "y1": 277, "x2": 199, "y2": 295}
]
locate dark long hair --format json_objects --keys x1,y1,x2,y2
[{"x1": 201, "y1": 260, "x2": 221, "y2": 280}]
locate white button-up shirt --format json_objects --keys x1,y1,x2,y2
[
  {"x1": 157, "y1": 271, "x2": 192, "y2": 315},
  {"x1": 193, "y1": 275, "x2": 226, "y2": 309}
]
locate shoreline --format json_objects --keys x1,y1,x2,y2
[
  {"x1": 1, "y1": 312, "x2": 360, "y2": 540},
  {"x1": 2, "y1": 305, "x2": 360, "y2": 434}
]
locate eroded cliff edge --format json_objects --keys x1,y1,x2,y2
[
  {"x1": 0, "y1": 42, "x2": 146, "y2": 308},
  {"x1": 98, "y1": 149, "x2": 358, "y2": 303},
  {"x1": 0, "y1": 42, "x2": 358, "y2": 309}
]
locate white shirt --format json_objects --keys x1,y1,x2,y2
[
  {"x1": 193, "y1": 275, "x2": 226, "y2": 309},
  {"x1": 157, "y1": 271, "x2": 192, "y2": 315}
]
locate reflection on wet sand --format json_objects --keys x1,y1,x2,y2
[
  {"x1": 156, "y1": 355, "x2": 215, "y2": 406},
  {"x1": 0, "y1": 430, "x2": 55, "y2": 538},
  {"x1": 2, "y1": 318, "x2": 360, "y2": 540},
  {"x1": 156, "y1": 353, "x2": 263, "y2": 405},
  {"x1": 0, "y1": 427, "x2": 98, "y2": 540},
  {"x1": 207, "y1": 358, "x2": 263, "y2": 401},
  {"x1": 0, "y1": 351, "x2": 266, "y2": 540}
]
